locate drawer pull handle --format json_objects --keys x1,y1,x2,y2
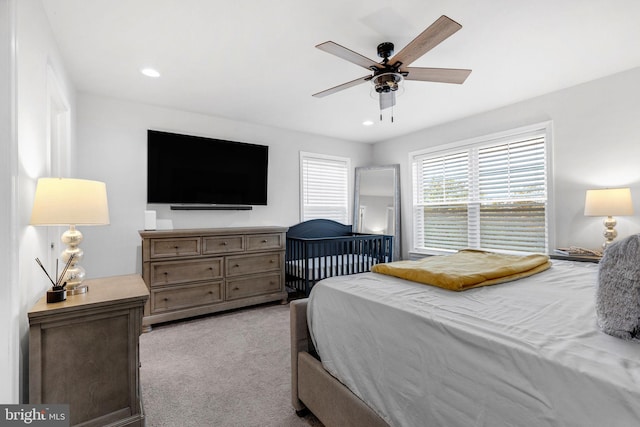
[
  {"x1": 234, "y1": 264, "x2": 240, "y2": 268},
  {"x1": 233, "y1": 287, "x2": 240, "y2": 291},
  {"x1": 262, "y1": 239, "x2": 268, "y2": 243},
  {"x1": 163, "y1": 297, "x2": 169, "y2": 301},
  {"x1": 270, "y1": 259, "x2": 275, "y2": 263},
  {"x1": 209, "y1": 267, "x2": 213, "y2": 270},
  {"x1": 222, "y1": 241, "x2": 228, "y2": 246},
  {"x1": 163, "y1": 272, "x2": 168, "y2": 276}
]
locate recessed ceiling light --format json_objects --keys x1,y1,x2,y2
[
  {"x1": 141, "y1": 68, "x2": 160, "y2": 78},
  {"x1": 362, "y1": 120, "x2": 374, "y2": 126}
]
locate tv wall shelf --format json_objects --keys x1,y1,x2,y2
[{"x1": 170, "y1": 204, "x2": 253, "y2": 210}]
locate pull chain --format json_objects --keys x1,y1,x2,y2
[{"x1": 379, "y1": 107, "x2": 395, "y2": 123}]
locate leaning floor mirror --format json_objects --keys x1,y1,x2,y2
[{"x1": 354, "y1": 164, "x2": 401, "y2": 261}]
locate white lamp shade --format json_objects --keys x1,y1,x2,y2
[
  {"x1": 584, "y1": 188, "x2": 634, "y2": 217},
  {"x1": 30, "y1": 178, "x2": 110, "y2": 225}
]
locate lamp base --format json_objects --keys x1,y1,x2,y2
[
  {"x1": 602, "y1": 215, "x2": 618, "y2": 250},
  {"x1": 60, "y1": 225, "x2": 88, "y2": 295},
  {"x1": 67, "y1": 284, "x2": 89, "y2": 295}
]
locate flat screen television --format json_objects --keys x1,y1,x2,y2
[{"x1": 147, "y1": 130, "x2": 268, "y2": 206}]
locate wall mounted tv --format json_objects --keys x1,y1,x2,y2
[{"x1": 147, "y1": 130, "x2": 268, "y2": 209}]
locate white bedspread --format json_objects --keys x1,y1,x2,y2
[{"x1": 307, "y1": 261, "x2": 640, "y2": 427}]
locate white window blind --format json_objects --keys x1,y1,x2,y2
[
  {"x1": 412, "y1": 126, "x2": 549, "y2": 254},
  {"x1": 300, "y1": 152, "x2": 350, "y2": 223}
]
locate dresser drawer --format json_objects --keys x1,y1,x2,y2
[
  {"x1": 152, "y1": 281, "x2": 223, "y2": 313},
  {"x1": 150, "y1": 237, "x2": 201, "y2": 259},
  {"x1": 226, "y1": 252, "x2": 283, "y2": 277},
  {"x1": 202, "y1": 235, "x2": 245, "y2": 255},
  {"x1": 226, "y1": 273, "x2": 282, "y2": 300},
  {"x1": 150, "y1": 258, "x2": 223, "y2": 286},
  {"x1": 246, "y1": 233, "x2": 284, "y2": 251}
]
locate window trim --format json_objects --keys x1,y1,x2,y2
[
  {"x1": 299, "y1": 151, "x2": 351, "y2": 224},
  {"x1": 408, "y1": 121, "x2": 555, "y2": 257}
]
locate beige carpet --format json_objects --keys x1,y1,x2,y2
[{"x1": 140, "y1": 303, "x2": 322, "y2": 427}]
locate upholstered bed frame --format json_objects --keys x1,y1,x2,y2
[
  {"x1": 290, "y1": 256, "x2": 640, "y2": 427},
  {"x1": 290, "y1": 299, "x2": 388, "y2": 427}
]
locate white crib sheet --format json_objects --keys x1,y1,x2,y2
[{"x1": 286, "y1": 254, "x2": 377, "y2": 280}]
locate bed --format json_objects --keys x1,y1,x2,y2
[
  {"x1": 290, "y1": 257, "x2": 640, "y2": 427},
  {"x1": 285, "y1": 219, "x2": 393, "y2": 296}
]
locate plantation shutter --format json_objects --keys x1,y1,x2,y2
[
  {"x1": 413, "y1": 151, "x2": 470, "y2": 250},
  {"x1": 300, "y1": 152, "x2": 350, "y2": 223},
  {"x1": 412, "y1": 127, "x2": 549, "y2": 254},
  {"x1": 477, "y1": 135, "x2": 547, "y2": 252}
]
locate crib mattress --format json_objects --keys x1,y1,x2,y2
[{"x1": 286, "y1": 254, "x2": 378, "y2": 280}]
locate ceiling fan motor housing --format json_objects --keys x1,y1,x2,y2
[{"x1": 377, "y1": 42, "x2": 395, "y2": 59}]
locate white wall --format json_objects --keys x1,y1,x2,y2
[
  {"x1": 9, "y1": 0, "x2": 76, "y2": 402},
  {"x1": 0, "y1": 0, "x2": 18, "y2": 405},
  {"x1": 75, "y1": 93, "x2": 373, "y2": 279},
  {"x1": 373, "y1": 67, "x2": 640, "y2": 259}
]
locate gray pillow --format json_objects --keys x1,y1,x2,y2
[{"x1": 596, "y1": 233, "x2": 640, "y2": 339}]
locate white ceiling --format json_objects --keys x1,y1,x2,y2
[{"x1": 42, "y1": 0, "x2": 640, "y2": 144}]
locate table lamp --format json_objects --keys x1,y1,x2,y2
[
  {"x1": 584, "y1": 187, "x2": 634, "y2": 250},
  {"x1": 30, "y1": 177, "x2": 110, "y2": 295}
]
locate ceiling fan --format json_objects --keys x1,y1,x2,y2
[{"x1": 313, "y1": 15, "x2": 471, "y2": 120}]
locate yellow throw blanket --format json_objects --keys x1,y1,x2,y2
[{"x1": 371, "y1": 249, "x2": 551, "y2": 291}]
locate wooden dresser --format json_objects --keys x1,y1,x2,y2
[
  {"x1": 139, "y1": 226, "x2": 288, "y2": 331},
  {"x1": 28, "y1": 274, "x2": 149, "y2": 427}
]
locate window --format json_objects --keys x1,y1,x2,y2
[
  {"x1": 300, "y1": 152, "x2": 350, "y2": 223},
  {"x1": 411, "y1": 123, "x2": 551, "y2": 254}
]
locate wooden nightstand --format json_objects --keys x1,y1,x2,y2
[{"x1": 28, "y1": 274, "x2": 149, "y2": 427}]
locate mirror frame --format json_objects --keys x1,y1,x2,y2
[{"x1": 353, "y1": 164, "x2": 401, "y2": 261}]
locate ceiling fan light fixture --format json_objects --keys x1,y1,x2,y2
[
  {"x1": 370, "y1": 74, "x2": 404, "y2": 101},
  {"x1": 372, "y1": 73, "x2": 403, "y2": 93}
]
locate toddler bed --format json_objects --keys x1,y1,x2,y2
[
  {"x1": 285, "y1": 219, "x2": 393, "y2": 296},
  {"x1": 291, "y1": 253, "x2": 640, "y2": 427}
]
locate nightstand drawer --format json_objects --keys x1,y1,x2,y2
[
  {"x1": 226, "y1": 273, "x2": 281, "y2": 300},
  {"x1": 152, "y1": 281, "x2": 223, "y2": 312},
  {"x1": 202, "y1": 235, "x2": 245, "y2": 254},
  {"x1": 150, "y1": 258, "x2": 223, "y2": 286},
  {"x1": 150, "y1": 237, "x2": 201, "y2": 258},
  {"x1": 246, "y1": 233, "x2": 284, "y2": 251},
  {"x1": 226, "y1": 252, "x2": 283, "y2": 277}
]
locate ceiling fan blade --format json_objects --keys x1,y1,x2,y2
[
  {"x1": 316, "y1": 41, "x2": 381, "y2": 70},
  {"x1": 404, "y1": 67, "x2": 471, "y2": 84},
  {"x1": 312, "y1": 75, "x2": 371, "y2": 98},
  {"x1": 379, "y1": 91, "x2": 396, "y2": 110},
  {"x1": 389, "y1": 15, "x2": 462, "y2": 67}
]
